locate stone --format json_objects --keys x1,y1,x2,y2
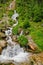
[
  {"x1": 12, "y1": 35, "x2": 18, "y2": 42},
  {"x1": 0, "y1": 47, "x2": 2, "y2": 54},
  {"x1": 0, "y1": 32, "x2": 6, "y2": 38},
  {"x1": 27, "y1": 43, "x2": 37, "y2": 51},
  {"x1": 0, "y1": 20, "x2": 3, "y2": 24},
  {"x1": 27, "y1": 36, "x2": 38, "y2": 51},
  {"x1": 0, "y1": 40, "x2": 7, "y2": 48}
]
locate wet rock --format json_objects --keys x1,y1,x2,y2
[{"x1": 0, "y1": 40, "x2": 7, "y2": 48}]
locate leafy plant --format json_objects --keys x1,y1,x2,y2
[
  {"x1": 12, "y1": 26, "x2": 18, "y2": 35},
  {"x1": 18, "y1": 35, "x2": 28, "y2": 46}
]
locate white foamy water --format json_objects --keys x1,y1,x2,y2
[
  {"x1": 0, "y1": 10, "x2": 30, "y2": 64},
  {"x1": 12, "y1": 10, "x2": 19, "y2": 21},
  {"x1": 13, "y1": 52, "x2": 29, "y2": 63},
  {"x1": 5, "y1": 28, "x2": 12, "y2": 36}
]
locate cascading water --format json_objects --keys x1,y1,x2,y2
[{"x1": 0, "y1": 10, "x2": 30, "y2": 64}]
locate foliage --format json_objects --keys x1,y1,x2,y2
[
  {"x1": 23, "y1": 18, "x2": 30, "y2": 29},
  {"x1": 16, "y1": 0, "x2": 43, "y2": 22},
  {"x1": 9, "y1": 19, "x2": 15, "y2": 26},
  {"x1": 0, "y1": 0, "x2": 10, "y2": 3},
  {"x1": 8, "y1": 10, "x2": 14, "y2": 17},
  {"x1": 18, "y1": 35, "x2": 28, "y2": 46},
  {"x1": 29, "y1": 22, "x2": 43, "y2": 50},
  {"x1": 12, "y1": 26, "x2": 18, "y2": 35}
]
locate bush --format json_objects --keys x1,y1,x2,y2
[{"x1": 18, "y1": 35, "x2": 28, "y2": 46}]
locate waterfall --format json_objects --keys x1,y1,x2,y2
[{"x1": 0, "y1": 10, "x2": 29, "y2": 64}]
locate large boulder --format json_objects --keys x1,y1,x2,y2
[
  {"x1": 0, "y1": 32, "x2": 6, "y2": 38},
  {"x1": 0, "y1": 40, "x2": 7, "y2": 48},
  {"x1": 27, "y1": 36, "x2": 38, "y2": 51}
]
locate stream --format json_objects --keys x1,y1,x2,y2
[{"x1": 0, "y1": 10, "x2": 32, "y2": 64}]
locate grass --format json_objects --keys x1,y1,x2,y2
[{"x1": 29, "y1": 21, "x2": 43, "y2": 50}]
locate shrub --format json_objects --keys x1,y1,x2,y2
[{"x1": 18, "y1": 35, "x2": 28, "y2": 46}]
